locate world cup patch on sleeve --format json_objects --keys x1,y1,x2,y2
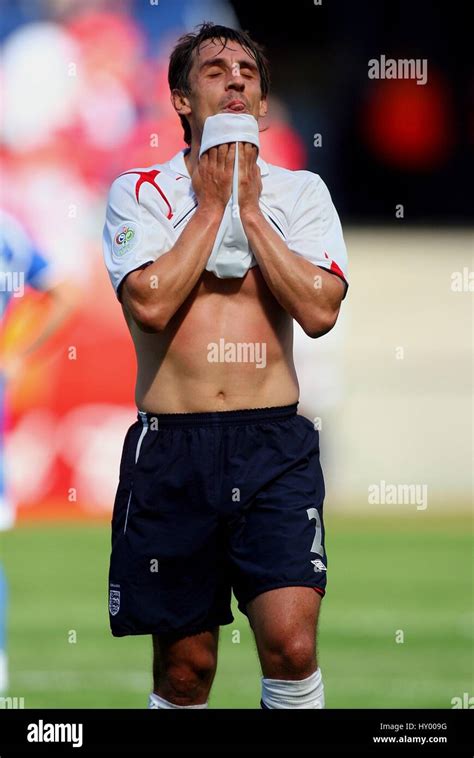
[{"x1": 112, "y1": 222, "x2": 142, "y2": 258}]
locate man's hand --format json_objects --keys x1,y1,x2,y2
[
  {"x1": 238, "y1": 142, "x2": 262, "y2": 218},
  {"x1": 191, "y1": 143, "x2": 236, "y2": 213}
]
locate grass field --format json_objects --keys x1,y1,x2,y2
[{"x1": 1, "y1": 512, "x2": 472, "y2": 709}]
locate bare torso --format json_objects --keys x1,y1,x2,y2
[{"x1": 122, "y1": 265, "x2": 299, "y2": 413}]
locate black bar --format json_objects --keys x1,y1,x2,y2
[{"x1": 0, "y1": 708, "x2": 472, "y2": 755}]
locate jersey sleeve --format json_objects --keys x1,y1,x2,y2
[
  {"x1": 102, "y1": 173, "x2": 176, "y2": 301},
  {"x1": 287, "y1": 173, "x2": 349, "y2": 298}
]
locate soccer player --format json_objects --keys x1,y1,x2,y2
[
  {"x1": 0, "y1": 209, "x2": 77, "y2": 692},
  {"x1": 102, "y1": 23, "x2": 348, "y2": 709}
]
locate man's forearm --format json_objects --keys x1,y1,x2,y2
[
  {"x1": 126, "y1": 205, "x2": 224, "y2": 330},
  {"x1": 241, "y1": 209, "x2": 344, "y2": 338}
]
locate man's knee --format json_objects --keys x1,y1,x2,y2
[
  {"x1": 261, "y1": 633, "x2": 316, "y2": 678},
  {"x1": 156, "y1": 649, "x2": 217, "y2": 704}
]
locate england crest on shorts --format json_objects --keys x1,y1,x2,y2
[{"x1": 109, "y1": 587, "x2": 121, "y2": 616}]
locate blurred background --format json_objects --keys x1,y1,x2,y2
[{"x1": 0, "y1": 0, "x2": 472, "y2": 709}]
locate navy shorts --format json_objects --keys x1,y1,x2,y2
[{"x1": 108, "y1": 402, "x2": 327, "y2": 639}]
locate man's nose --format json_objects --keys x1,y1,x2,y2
[{"x1": 226, "y1": 73, "x2": 245, "y2": 90}]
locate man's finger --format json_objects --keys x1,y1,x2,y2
[
  {"x1": 248, "y1": 143, "x2": 258, "y2": 159},
  {"x1": 207, "y1": 145, "x2": 218, "y2": 171},
  {"x1": 217, "y1": 143, "x2": 228, "y2": 163},
  {"x1": 245, "y1": 143, "x2": 254, "y2": 172},
  {"x1": 225, "y1": 142, "x2": 236, "y2": 170},
  {"x1": 240, "y1": 142, "x2": 257, "y2": 165}
]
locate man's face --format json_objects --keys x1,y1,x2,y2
[{"x1": 175, "y1": 38, "x2": 268, "y2": 141}]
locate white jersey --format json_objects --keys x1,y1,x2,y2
[{"x1": 102, "y1": 148, "x2": 349, "y2": 301}]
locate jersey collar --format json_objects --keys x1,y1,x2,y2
[{"x1": 168, "y1": 147, "x2": 270, "y2": 178}]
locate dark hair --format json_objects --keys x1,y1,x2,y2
[{"x1": 168, "y1": 22, "x2": 271, "y2": 145}]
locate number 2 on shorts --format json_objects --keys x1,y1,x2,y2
[{"x1": 306, "y1": 507, "x2": 323, "y2": 556}]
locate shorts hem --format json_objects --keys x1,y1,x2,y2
[
  {"x1": 236, "y1": 582, "x2": 326, "y2": 615},
  {"x1": 110, "y1": 614, "x2": 234, "y2": 639}
]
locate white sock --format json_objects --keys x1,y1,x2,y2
[
  {"x1": 148, "y1": 691, "x2": 209, "y2": 709},
  {"x1": 261, "y1": 667, "x2": 325, "y2": 709}
]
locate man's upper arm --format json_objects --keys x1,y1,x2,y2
[
  {"x1": 120, "y1": 263, "x2": 153, "y2": 309},
  {"x1": 317, "y1": 264, "x2": 346, "y2": 308},
  {"x1": 102, "y1": 173, "x2": 175, "y2": 302},
  {"x1": 287, "y1": 172, "x2": 349, "y2": 300}
]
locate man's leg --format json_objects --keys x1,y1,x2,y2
[
  {"x1": 149, "y1": 627, "x2": 220, "y2": 708},
  {"x1": 246, "y1": 587, "x2": 325, "y2": 709}
]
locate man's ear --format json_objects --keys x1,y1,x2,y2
[
  {"x1": 170, "y1": 89, "x2": 191, "y2": 117},
  {"x1": 259, "y1": 97, "x2": 268, "y2": 118}
]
